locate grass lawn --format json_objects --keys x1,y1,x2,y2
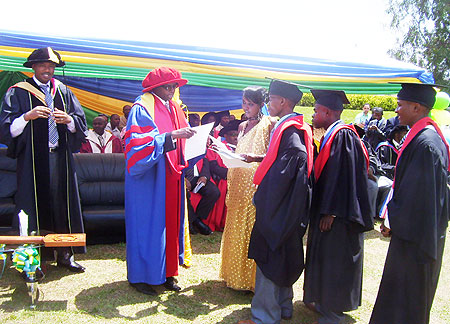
[
  {"x1": 293, "y1": 107, "x2": 397, "y2": 126},
  {"x1": 0, "y1": 225, "x2": 449, "y2": 324},
  {"x1": 4, "y1": 107, "x2": 445, "y2": 324}
]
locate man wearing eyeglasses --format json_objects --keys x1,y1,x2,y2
[{"x1": 124, "y1": 67, "x2": 196, "y2": 295}]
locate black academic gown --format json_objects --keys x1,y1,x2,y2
[
  {"x1": 0, "y1": 78, "x2": 87, "y2": 253},
  {"x1": 376, "y1": 143, "x2": 397, "y2": 180},
  {"x1": 303, "y1": 128, "x2": 373, "y2": 312},
  {"x1": 248, "y1": 126, "x2": 312, "y2": 287},
  {"x1": 370, "y1": 128, "x2": 449, "y2": 324}
]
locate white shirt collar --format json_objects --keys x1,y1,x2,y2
[
  {"x1": 273, "y1": 112, "x2": 298, "y2": 132},
  {"x1": 33, "y1": 76, "x2": 50, "y2": 88},
  {"x1": 392, "y1": 139, "x2": 400, "y2": 148},
  {"x1": 324, "y1": 119, "x2": 343, "y2": 137},
  {"x1": 152, "y1": 93, "x2": 170, "y2": 108}
]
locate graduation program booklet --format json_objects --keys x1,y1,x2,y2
[
  {"x1": 185, "y1": 122, "x2": 215, "y2": 161},
  {"x1": 209, "y1": 136, "x2": 251, "y2": 169}
]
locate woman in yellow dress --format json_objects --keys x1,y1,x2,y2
[{"x1": 220, "y1": 86, "x2": 276, "y2": 291}]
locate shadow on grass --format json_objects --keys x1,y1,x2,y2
[
  {"x1": 220, "y1": 307, "x2": 251, "y2": 323},
  {"x1": 291, "y1": 300, "x2": 357, "y2": 324},
  {"x1": 75, "y1": 279, "x2": 252, "y2": 321},
  {"x1": 191, "y1": 232, "x2": 223, "y2": 255},
  {"x1": 0, "y1": 281, "x2": 67, "y2": 312},
  {"x1": 77, "y1": 243, "x2": 127, "y2": 261},
  {"x1": 364, "y1": 227, "x2": 391, "y2": 242},
  {"x1": 222, "y1": 301, "x2": 318, "y2": 324},
  {"x1": 73, "y1": 278, "x2": 360, "y2": 323},
  {"x1": 75, "y1": 280, "x2": 158, "y2": 320}
]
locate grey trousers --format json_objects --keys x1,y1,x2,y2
[{"x1": 251, "y1": 266, "x2": 293, "y2": 324}]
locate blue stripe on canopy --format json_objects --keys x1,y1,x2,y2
[
  {"x1": 62, "y1": 76, "x2": 241, "y2": 112},
  {"x1": 0, "y1": 31, "x2": 433, "y2": 81},
  {"x1": 180, "y1": 85, "x2": 242, "y2": 112}
]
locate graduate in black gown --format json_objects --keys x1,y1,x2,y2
[
  {"x1": 375, "y1": 124, "x2": 408, "y2": 180},
  {"x1": 238, "y1": 80, "x2": 314, "y2": 324},
  {"x1": 303, "y1": 89, "x2": 373, "y2": 324},
  {"x1": 370, "y1": 83, "x2": 449, "y2": 324},
  {"x1": 0, "y1": 48, "x2": 88, "y2": 275}
]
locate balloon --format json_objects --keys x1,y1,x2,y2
[
  {"x1": 433, "y1": 92, "x2": 450, "y2": 110},
  {"x1": 442, "y1": 128, "x2": 450, "y2": 145},
  {"x1": 431, "y1": 109, "x2": 450, "y2": 126}
]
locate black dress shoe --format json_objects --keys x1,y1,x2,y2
[
  {"x1": 304, "y1": 302, "x2": 318, "y2": 313},
  {"x1": 281, "y1": 313, "x2": 292, "y2": 320},
  {"x1": 164, "y1": 277, "x2": 181, "y2": 292},
  {"x1": 193, "y1": 218, "x2": 212, "y2": 235},
  {"x1": 130, "y1": 282, "x2": 157, "y2": 295},
  {"x1": 189, "y1": 223, "x2": 198, "y2": 235},
  {"x1": 56, "y1": 258, "x2": 85, "y2": 273}
]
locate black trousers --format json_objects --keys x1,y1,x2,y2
[
  {"x1": 187, "y1": 179, "x2": 220, "y2": 223},
  {"x1": 43, "y1": 151, "x2": 72, "y2": 261}
]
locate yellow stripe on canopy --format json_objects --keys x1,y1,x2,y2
[
  {"x1": 0, "y1": 46, "x2": 421, "y2": 84},
  {"x1": 68, "y1": 85, "x2": 132, "y2": 116}
]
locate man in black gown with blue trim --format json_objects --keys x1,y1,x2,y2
[{"x1": 370, "y1": 83, "x2": 449, "y2": 324}]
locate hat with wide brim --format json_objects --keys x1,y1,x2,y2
[
  {"x1": 23, "y1": 47, "x2": 65, "y2": 68},
  {"x1": 142, "y1": 67, "x2": 188, "y2": 93},
  {"x1": 219, "y1": 119, "x2": 242, "y2": 137}
]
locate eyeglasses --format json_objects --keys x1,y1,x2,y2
[{"x1": 161, "y1": 84, "x2": 178, "y2": 91}]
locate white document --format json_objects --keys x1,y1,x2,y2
[
  {"x1": 209, "y1": 136, "x2": 252, "y2": 169},
  {"x1": 184, "y1": 122, "x2": 214, "y2": 161},
  {"x1": 193, "y1": 181, "x2": 205, "y2": 193},
  {"x1": 18, "y1": 210, "x2": 29, "y2": 236},
  {"x1": 377, "y1": 176, "x2": 393, "y2": 188}
]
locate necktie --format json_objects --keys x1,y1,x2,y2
[
  {"x1": 41, "y1": 85, "x2": 59, "y2": 145},
  {"x1": 166, "y1": 101, "x2": 177, "y2": 128},
  {"x1": 98, "y1": 134, "x2": 105, "y2": 148}
]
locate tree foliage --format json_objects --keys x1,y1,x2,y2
[{"x1": 387, "y1": 0, "x2": 450, "y2": 86}]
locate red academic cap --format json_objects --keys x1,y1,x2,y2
[{"x1": 142, "y1": 67, "x2": 188, "y2": 93}]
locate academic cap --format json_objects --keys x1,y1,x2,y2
[
  {"x1": 390, "y1": 82, "x2": 442, "y2": 109},
  {"x1": 216, "y1": 110, "x2": 230, "y2": 118},
  {"x1": 219, "y1": 119, "x2": 242, "y2": 137},
  {"x1": 142, "y1": 67, "x2": 187, "y2": 93},
  {"x1": 269, "y1": 79, "x2": 303, "y2": 105},
  {"x1": 23, "y1": 47, "x2": 65, "y2": 68},
  {"x1": 311, "y1": 89, "x2": 350, "y2": 111}
]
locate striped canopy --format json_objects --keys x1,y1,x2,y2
[{"x1": 0, "y1": 30, "x2": 433, "y2": 123}]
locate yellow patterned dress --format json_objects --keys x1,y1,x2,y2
[{"x1": 219, "y1": 115, "x2": 272, "y2": 291}]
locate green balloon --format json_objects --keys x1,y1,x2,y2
[{"x1": 433, "y1": 92, "x2": 450, "y2": 110}]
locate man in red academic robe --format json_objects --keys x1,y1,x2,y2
[{"x1": 124, "y1": 67, "x2": 195, "y2": 296}]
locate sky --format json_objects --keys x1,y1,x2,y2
[{"x1": 0, "y1": 0, "x2": 403, "y2": 66}]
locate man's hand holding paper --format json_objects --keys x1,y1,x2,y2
[{"x1": 184, "y1": 122, "x2": 214, "y2": 161}]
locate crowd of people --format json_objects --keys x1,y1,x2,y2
[{"x1": 0, "y1": 47, "x2": 448, "y2": 324}]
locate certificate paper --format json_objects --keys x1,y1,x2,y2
[
  {"x1": 185, "y1": 122, "x2": 214, "y2": 161},
  {"x1": 209, "y1": 136, "x2": 252, "y2": 169}
]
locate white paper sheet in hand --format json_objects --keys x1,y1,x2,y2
[
  {"x1": 209, "y1": 136, "x2": 251, "y2": 168},
  {"x1": 185, "y1": 122, "x2": 215, "y2": 161},
  {"x1": 220, "y1": 152, "x2": 252, "y2": 168}
]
